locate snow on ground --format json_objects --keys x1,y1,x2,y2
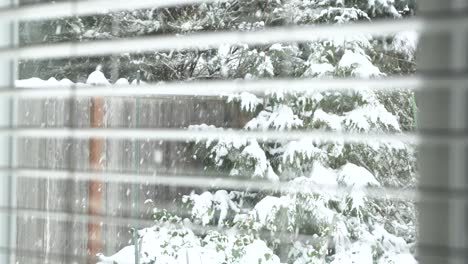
[
  {"x1": 331, "y1": 241, "x2": 373, "y2": 264},
  {"x1": 239, "y1": 240, "x2": 280, "y2": 264},
  {"x1": 378, "y1": 253, "x2": 417, "y2": 264},
  {"x1": 97, "y1": 224, "x2": 281, "y2": 264}
]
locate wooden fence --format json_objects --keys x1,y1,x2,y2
[{"x1": 15, "y1": 96, "x2": 244, "y2": 263}]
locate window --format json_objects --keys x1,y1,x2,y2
[{"x1": 0, "y1": 0, "x2": 465, "y2": 263}]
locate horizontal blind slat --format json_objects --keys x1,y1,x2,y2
[
  {"x1": 0, "y1": 0, "x2": 216, "y2": 22},
  {"x1": 0, "y1": 19, "x2": 428, "y2": 60},
  {"x1": 7, "y1": 168, "x2": 418, "y2": 201},
  {"x1": 1, "y1": 15, "x2": 467, "y2": 60},
  {"x1": 9, "y1": 77, "x2": 424, "y2": 98},
  {"x1": 0, "y1": 127, "x2": 419, "y2": 144}
]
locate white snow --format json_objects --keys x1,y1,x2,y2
[
  {"x1": 344, "y1": 107, "x2": 371, "y2": 131},
  {"x1": 20, "y1": 1, "x2": 419, "y2": 263},
  {"x1": 187, "y1": 190, "x2": 239, "y2": 227},
  {"x1": 368, "y1": 0, "x2": 401, "y2": 17},
  {"x1": 331, "y1": 242, "x2": 373, "y2": 264},
  {"x1": 378, "y1": 253, "x2": 417, "y2": 264},
  {"x1": 246, "y1": 105, "x2": 303, "y2": 131},
  {"x1": 372, "y1": 225, "x2": 412, "y2": 255},
  {"x1": 392, "y1": 31, "x2": 419, "y2": 60},
  {"x1": 310, "y1": 162, "x2": 338, "y2": 187},
  {"x1": 258, "y1": 54, "x2": 274, "y2": 76},
  {"x1": 59, "y1": 78, "x2": 74, "y2": 86},
  {"x1": 252, "y1": 196, "x2": 290, "y2": 227},
  {"x1": 338, "y1": 163, "x2": 379, "y2": 214},
  {"x1": 227, "y1": 92, "x2": 262, "y2": 112},
  {"x1": 269, "y1": 43, "x2": 283, "y2": 51},
  {"x1": 15, "y1": 77, "x2": 76, "y2": 88},
  {"x1": 338, "y1": 163, "x2": 379, "y2": 188},
  {"x1": 241, "y1": 140, "x2": 268, "y2": 178},
  {"x1": 98, "y1": 225, "x2": 281, "y2": 264},
  {"x1": 96, "y1": 245, "x2": 135, "y2": 264},
  {"x1": 266, "y1": 164, "x2": 280, "y2": 182},
  {"x1": 218, "y1": 44, "x2": 232, "y2": 77},
  {"x1": 213, "y1": 190, "x2": 239, "y2": 227},
  {"x1": 131, "y1": 79, "x2": 146, "y2": 85},
  {"x1": 187, "y1": 124, "x2": 228, "y2": 147},
  {"x1": 282, "y1": 140, "x2": 323, "y2": 164},
  {"x1": 239, "y1": 240, "x2": 280, "y2": 264},
  {"x1": 189, "y1": 191, "x2": 215, "y2": 226},
  {"x1": 333, "y1": 221, "x2": 351, "y2": 253},
  {"x1": 15, "y1": 72, "x2": 113, "y2": 89},
  {"x1": 181, "y1": 21, "x2": 193, "y2": 31},
  {"x1": 115, "y1": 78, "x2": 130, "y2": 85},
  {"x1": 338, "y1": 50, "x2": 382, "y2": 78},
  {"x1": 343, "y1": 104, "x2": 401, "y2": 132},
  {"x1": 313, "y1": 109, "x2": 342, "y2": 131},
  {"x1": 86, "y1": 67, "x2": 110, "y2": 85},
  {"x1": 330, "y1": 7, "x2": 370, "y2": 23},
  {"x1": 15, "y1": 77, "x2": 47, "y2": 88},
  {"x1": 303, "y1": 62, "x2": 334, "y2": 77}
]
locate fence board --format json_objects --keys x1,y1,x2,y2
[{"x1": 16, "y1": 95, "x2": 243, "y2": 263}]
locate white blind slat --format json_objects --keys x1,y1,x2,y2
[
  {"x1": 0, "y1": 0, "x2": 216, "y2": 22},
  {"x1": 0, "y1": 127, "x2": 419, "y2": 144},
  {"x1": 0, "y1": 19, "x2": 427, "y2": 60},
  {"x1": 8, "y1": 77, "x2": 422, "y2": 98}
]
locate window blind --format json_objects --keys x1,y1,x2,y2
[{"x1": 0, "y1": 0, "x2": 466, "y2": 263}]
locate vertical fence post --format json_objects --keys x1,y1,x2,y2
[
  {"x1": 0, "y1": 0, "x2": 15, "y2": 262},
  {"x1": 88, "y1": 97, "x2": 104, "y2": 262},
  {"x1": 133, "y1": 70, "x2": 141, "y2": 264},
  {"x1": 417, "y1": 1, "x2": 468, "y2": 264},
  {"x1": 88, "y1": 69, "x2": 106, "y2": 263}
]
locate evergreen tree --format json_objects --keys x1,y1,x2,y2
[{"x1": 180, "y1": 1, "x2": 419, "y2": 261}]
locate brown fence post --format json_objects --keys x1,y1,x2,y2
[
  {"x1": 88, "y1": 96, "x2": 104, "y2": 261},
  {"x1": 87, "y1": 67, "x2": 108, "y2": 262}
]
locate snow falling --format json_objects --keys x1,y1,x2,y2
[{"x1": 18, "y1": 0, "x2": 419, "y2": 263}]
